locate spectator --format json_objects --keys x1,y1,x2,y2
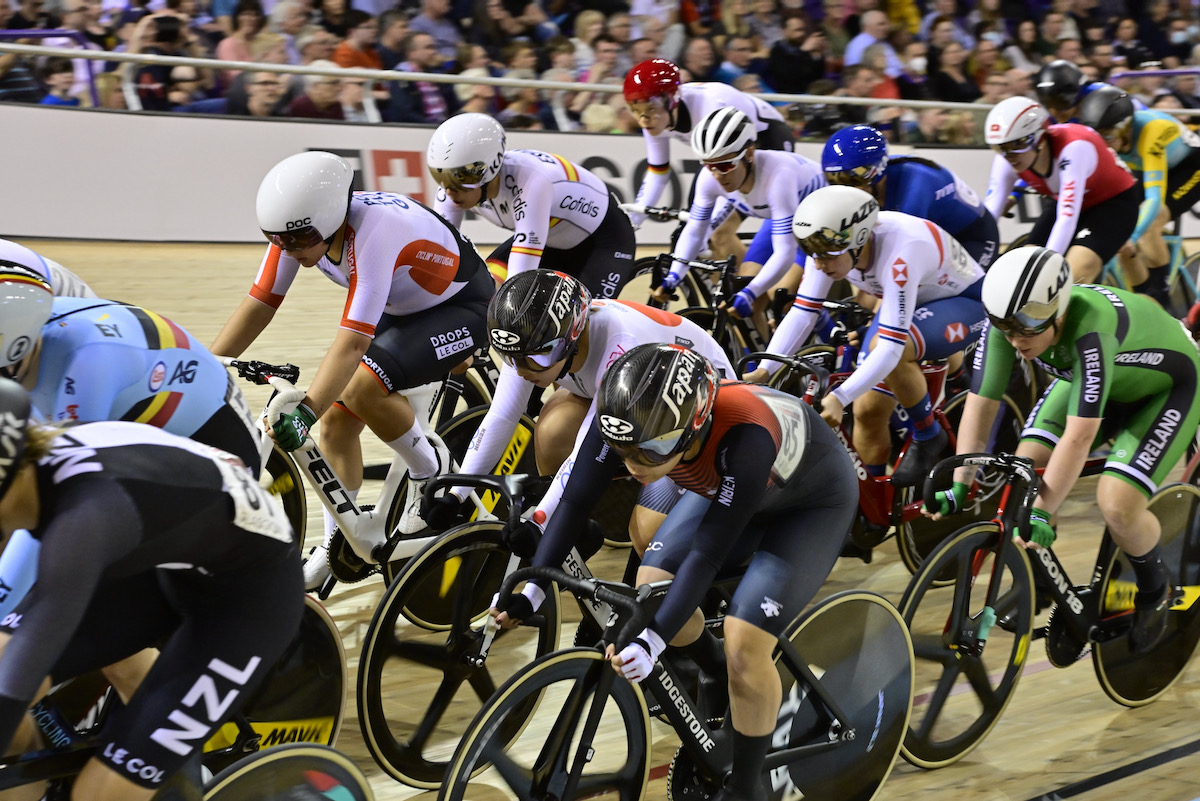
[
  {"x1": 681, "y1": 35, "x2": 718, "y2": 81},
  {"x1": 1004, "y1": 19, "x2": 1043, "y2": 75},
  {"x1": 930, "y1": 41, "x2": 981, "y2": 103},
  {"x1": 969, "y1": 36, "x2": 1007, "y2": 86},
  {"x1": 628, "y1": 37, "x2": 657, "y2": 65},
  {"x1": 1085, "y1": 40, "x2": 1114, "y2": 80},
  {"x1": 0, "y1": 4, "x2": 45, "y2": 103},
  {"x1": 905, "y1": 106, "x2": 947, "y2": 143},
  {"x1": 863, "y1": 42, "x2": 899, "y2": 98},
  {"x1": 607, "y1": 11, "x2": 636, "y2": 72},
  {"x1": 539, "y1": 65, "x2": 579, "y2": 129},
  {"x1": 637, "y1": 15, "x2": 683, "y2": 63},
  {"x1": 76, "y1": 0, "x2": 113, "y2": 50},
  {"x1": 1167, "y1": 72, "x2": 1200, "y2": 109},
  {"x1": 93, "y1": 69, "x2": 126, "y2": 107},
  {"x1": 316, "y1": 0, "x2": 350, "y2": 38},
  {"x1": 845, "y1": 10, "x2": 903, "y2": 77},
  {"x1": 719, "y1": 0, "x2": 752, "y2": 43},
  {"x1": 502, "y1": 41, "x2": 538, "y2": 74},
  {"x1": 1130, "y1": 61, "x2": 1166, "y2": 106},
  {"x1": 1137, "y1": 0, "x2": 1172, "y2": 63},
  {"x1": 747, "y1": 0, "x2": 783, "y2": 55},
  {"x1": 820, "y1": 0, "x2": 851, "y2": 68},
  {"x1": 268, "y1": 0, "x2": 309, "y2": 63},
  {"x1": 1055, "y1": 36, "x2": 1082, "y2": 64},
  {"x1": 582, "y1": 33, "x2": 623, "y2": 81},
  {"x1": 897, "y1": 39, "x2": 933, "y2": 99},
  {"x1": 386, "y1": 32, "x2": 458, "y2": 122},
  {"x1": 919, "y1": 0, "x2": 972, "y2": 50},
  {"x1": 1150, "y1": 91, "x2": 1183, "y2": 110},
  {"x1": 713, "y1": 34, "x2": 758, "y2": 84},
  {"x1": 44, "y1": 0, "x2": 106, "y2": 101},
  {"x1": 377, "y1": 10, "x2": 409, "y2": 70},
  {"x1": 581, "y1": 100, "x2": 618, "y2": 131},
  {"x1": 765, "y1": 14, "x2": 825, "y2": 95},
  {"x1": 571, "y1": 9, "x2": 607, "y2": 74},
  {"x1": 630, "y1": 0, "x2": 678, "y2": 41},
  {"x1": 297, "y1": 25, "x2": 338, "y2": 64},
  {"x1": 1005, "y1": 66, "x2": 1033, "y2": 98},
  {"x1": 1113, "y1": 16, "x2": 1154, "y2": 69},
  {"x1": 334, "y1": 10, "x2": 382, "y2": 69},
  {"x1": 288, "y1": 60, "x2": 346, "y2": 118},
  {"x1": 978, "y1": 69, "x2": 1009, "y2": 104},
  {"x1": 10, "y1": 0, "x2": 60, "y2": 29},
  {"x1": 966, "y1": 0, "x2": 1003, "y2": 32},
  {"x1": 545, "y1": 35, "x2": 577, "y2": 73},
  {"x1": 134, "y1": 14, "x2": 201, "y2": 109},
  {"x1": 251, "y1": 31, "x2": 290, "y2": 64},
  {"x1": 500, "y1": 68, "x2": 557, "y2": 128},
  {"x1": 233, "y1": 69, "x2": 286, "y2": 115},
  {"x1": 454, "y1": 66, "x2": 495, "y2": 112},
  {"x1": 1162, "y1": 16, "x2": 1193, "y2": 66},
  {"x1": 836, "y1": 63, "x2": 880, "y2": 126},
  {"x1": 732, "y1": 72, "x2": 762, "y2": 94},
  {"x1": 925, "y1": 14, "x2": 958, "y2": 73},
  {"x1": 39, "y1": 57, "x2": 80, "y2": 106},
  {"x1": 340, "y1": 77, "x2": 373, "y2": 121},
  {"x1": 1037, "y1": 11, "x2": 1066, "y2": 59},
  {"x1": 215, "y1": 0, "x2": 267, "y2": 80},
  {"x1": 680, "y1": 0, "x2": 721, "y2": 38},
  {"x1": 410, "y1": 0, "x2": 462, "y2": 61},
  {"x1": 940, "y1": 108, "x2": 980, "y2": 144}
]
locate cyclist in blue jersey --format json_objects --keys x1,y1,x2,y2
[
  {"x1": 821, "y1": 125, "x2": 1000, "y2": 268},
  {"x1": 1035, "y1": 59, "x2": 1146, "y2": 124}
]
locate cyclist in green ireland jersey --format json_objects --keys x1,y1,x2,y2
[{"x1": 930, "y1": 245, "x2": 1200, "y2": 655}]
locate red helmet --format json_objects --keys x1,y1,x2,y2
[{"x1": 623, "y1": 58, "x2": 681, "y2": 108}]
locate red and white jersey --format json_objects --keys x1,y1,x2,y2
[
  {"x1": 765, "y1": 211, "x2": 984, "y2": 405},
  {"x1": 633, "y1": 82, "x2": 786, "y2": 219},
  {"x1": 455, "y1": 300, "x2": 733, "y2": 519},
  {"x1": 672, "y1": 150, "x2": 826, "y2": 296},
  {"x1": 436, "y1": 150, "x2": 611, "y2": 276},
  {"x1": 248, "y1": 192, "x2": 482, "y2": 338},
  {"x1": 984, "y1": 124, "x2": 1135, "y2": 255},
  {"x1": 0, "y1": 238, "x2": 95, "y2": 298}
]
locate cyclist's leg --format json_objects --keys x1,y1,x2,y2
[
  {"x1": 955, "y1": 210, "x2": 1000, "y2": 270},
  {"x1": 538, "y1": 195, "x2": 638, "y2": 299},
  {"x1": 533, "y1": 389, "x2": 590, "y2": 475},
  {"x1": 1067, "y1": 185, "x2": 1142, "y2": 284},
  {"x1": 628, "y1": 477, "x2": 686, "y2": 556}
]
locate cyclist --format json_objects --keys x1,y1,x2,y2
[
  {"x1": 212, "y1": 151, "x2": 493, "y2": 582},
  {"x1": 1034, "y1": 58, "x2": 1146, "y2": 125},
  {"x1": 983, "y1": 96, "x2": 1142, "y2": 285},
  {"x1": 0, "y1": 377, "x2": 302, "y2": 801},
  {"x1": 747, "y1": 185, "x2": 986, "y2": 487},
  {"x1": 421, "y1": 269, "x2": 734, "y2": 555},
  {"x1": 821, "y1": 124, "x2": 1000, "y2": 268},
  {"x1": 494, "y1": 343, "x2": 857, "y2": 801},
  {"x1": 623, "y1": 58, "x2": 794, "y2": 259},
  {"x1": 1078, "y1": 85, "x2": 1200, "y2": 310},
  {"x1": 428, "y1": 113, "x2": 638, "y2": 300},
  {"x1": 0, "y1": 237, "x2": 96, "y2": 299},
  {"x1": 928, "y1": 245, "x2": 1200, "y2": 655},
  {"x1": 651, "y1": 107, "x2": 825, "y2": 337}
]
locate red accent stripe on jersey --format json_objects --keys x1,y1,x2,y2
[
  {"x1": 146, "y1": 391, "x2": 183, "y2": 428},
  {"x1": 669, "y1": 383, "x2": 781, "y2": 495},
  {"x1": 252, "y1": 246, "x2": 283, "y2": 301},
  {"x1": 924, "y1": 220, "x2": 944, "y2": 264},
  {"x1": 792, "y1": 295, "x2": 823, "y2": 312},
  {"x1": 332, "y1": 398, "x2": 365, "y2": 422},
  {"x1": 164, "y1": 315, "x2": 191, "y2": 350},
  {"x1": 878, "y1": 327, "x2": 908, "y2": 345},
  {"x1": 487, "y1": 259, "x2": 509, "y2": 283},
  {"x1": 910, "y1": 324, "x2": 926, "y2": 360},
  {"x1": 340, "y1": 319, "x2": 376, "y2": 337},
  {"x1": 249, "y1": 286, "x2": 286, "y2": 309},
  {"x1": 615, "y1": 300, "x2": 681, "y2": 326}
]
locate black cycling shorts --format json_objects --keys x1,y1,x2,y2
[
  {"x1": 1025, "y1": 183, "x2": 1142, "y2": 264},
  {"x1": 191, "y1": 404, "x2": 261, "y2": 478},
  {"x1": 755, "y1": 117, "x2": 796, "y2": 153},
  {"x1": 955, "y1": 210, "x2": 1000, "y2": 269},
  {"x1": 486, "y1": 192, "x2": 638, "y2": 300},
  {"x1": 363, "y1": 257, "x2": 493, "y2": 392}
]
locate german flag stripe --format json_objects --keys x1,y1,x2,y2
[
  {"x1": 551, "y1": 154, "x2": 578, "y2": 182},
  {"x1": 646, "y1": 163, "x2": 670, "y2": 175},
  {"x1": 512, "y1": 246, "x2": 544, "y2": 257}
]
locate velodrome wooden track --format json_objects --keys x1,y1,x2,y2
[{"x1": 16, "y1": 239, "x2": 1200, "y2": 801}]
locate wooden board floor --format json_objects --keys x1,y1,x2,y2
[{"x1": 15, "y1": 239, "x2": 1200, "y2": 801}]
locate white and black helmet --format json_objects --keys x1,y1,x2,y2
[
  {"x1": 0, "y1": 265, "x2": 53, "y2": 370},
  {"x1": 982, "y1": 245, "x2": 1073, "y2": 335},
  {"x1": 985, "y1": 97, "x2": 1050, "y2": 153},
  {"x1": 791, "y1": 185, "x2": 879, "y2": 257},
  {"x1": 690, "y1": 107, "x2": 756, "y2": 162},
  {"x1": 427, "y1": 113, "x2": 507, "y2": 190},
  {"x1": 256, "y1": 151, "x2": 354, "y2": 251}
]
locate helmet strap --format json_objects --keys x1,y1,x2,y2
[{"x1": 556, "y1": 343, "x2": 580, "y2": 381}]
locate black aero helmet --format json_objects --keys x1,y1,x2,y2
[
  {"x1": 1077, "y1": 84, "x2": 1134, "y2": 133},
  {"x1": 596, "y1": 343, "x2": 720, "y2": 465},
  {"x1": 1035, "y1": 59, "x2": 1085, "y2": 111},
  {"x1": 487, "y1": 269, "x2": 591, "y2": 372},
  {"x1": 0, "y1": 377, "x2": 31, "y2": 500}
]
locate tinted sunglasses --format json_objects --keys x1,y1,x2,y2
[
  {"x1": 263, "y1": 225, "x2": 326, "y2": 252},
  {"x1": 499, "y1": 336, "x2": 571, "y2": 372},
  {"x1": 702, "y1": 152, "x2": 746, "y2": 174},
  {"x1": 609, "y1": 428, "x2": 685, "y2": 466},
  {"x1": 987, "y1": 312, "x2": 1053, "y2": 338}
]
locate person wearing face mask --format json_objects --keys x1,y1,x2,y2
[{"x1": 897, "y1": 39, "x2": 932, "y2": 99}]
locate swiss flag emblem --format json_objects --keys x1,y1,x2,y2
[
  {"x1": 945, "y1": 322, "x2": 966, "y2": 343},
  {"x1": 892, "y1": 259, "x2": 908, "y2": 287}
]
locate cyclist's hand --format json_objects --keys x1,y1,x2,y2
[
  {"x1": 503, "y1": 517, "x2": 544, "y2": 559},
  {"x1": 607, "y1": 628, "x2": 666, "y2": 683},
  {"x1": 423, "y1": 493, "x2": 468, "y2": 530},
  {"x1": 491, "y1": 592, "x2": 534, "y2": 630},
  {"x1": 725, "y1": 287, "x2": 757, "y2": 319},
  {"x1": 1017, "y1": 507, "x2": 1056, "y2": 550},
  {"x1": 1186, "y1": 301, "x2": 1200, "y2": 339},
  {"x1": 923, "y1": 481, "x2": 970, "y2": 519},
  {"x1": 646, "y1": 207, "x2": 676, "y2": 223},
  {"x1": 271, "y1": 403, "x2": 317, "y2": 452},
  {"x1": 742, "y1": 367, "x2": 770, "y2": 384},
  {"x1": 1119, "y1": 240, "x2": 1137, "y2": 259},
  {"x1": 651, "y1": 271, "x2": 682, "y2": 304},
  {"x1": 820, "y1": 395, "x2": 845, "y2": 428}
]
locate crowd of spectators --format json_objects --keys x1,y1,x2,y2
[{"x1": 3, "y1": 0, "x2": 1200, "y2": 142}]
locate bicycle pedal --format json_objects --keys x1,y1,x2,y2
[
  {"x1": 840, "y1": 539, "x2": 873, "y2": 563},
  {"x1": 849, "y1": 520, "x2": 890, "y2": 550},
  {"x1": 327, "y1": 531, "x2": 380, "y2": 583},
  {"x1": 317, "y1": 573, "x2": 337, "y2": 602}
]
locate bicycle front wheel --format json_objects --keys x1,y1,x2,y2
[
  {"x1": 440, "y1": 648, "x2": 650, "y2": 801},
  {"x1": 899, "y1": 522, "x2": 1035, "y2": 768},
  {"x1": 203, "y1": 744, "x2": 372, "y2": 801},
  {"x1": 357, "y1": 522, "x2": 562, "y2": 788},
  {"x1": 263, "y1": 445, "x2": 307, "y2": 556}
]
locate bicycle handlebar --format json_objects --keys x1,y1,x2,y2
[
  {"x1": 222, "y1": 358, "x2": 301, "y2": 386},
  {"x1": 425, "y1": 473, "x2": 532, "y2": 517},
  {"x1": 498, "y1": 565, "x2": 651, "y2": 648},
  {"x1": 619, "y1": 202, "x2": 689, "y2": 223},
  {"x1": 922, "y1": 453, "x2": 1041, "y2": 530},
  {"x1": 734, "y1": 351, "x2": 830, "y2": 407},
  {"x1": 821, "y1": 299, "x2": 874, "y2": 331}
]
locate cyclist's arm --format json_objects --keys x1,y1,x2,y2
[
  {"x1": 954, "y1": 325, "x2": 1016, "y2": 485},
  {"x1": 434, "y1": 187, "x2": 466, "y2": 230},
  {"x1": 532, "y1": 400, "x2": 599, "y2": 522},
  {"x1": 651, "y1": 425, "x2": 774, "y2": 640},
  {"x1": 828, "y1": 280, "x2": 915, "y2": 407},
  {"x1": 1130, "y1": 120, "x2": 1176, "y2": 245},
  {"x1": 759, "y1": 262, "x2": 833, "y2": 375},
  {"x1": 1035, "y1": 414, "x2": 1102, "y2": 514},
  {"x1": 742, "y1": 177, "x2": 800, "y2": 297},
  {"x1": 302, "y1": 328, "x2": 372, "y2": 418},
  {"x1": 668, "y1": 171, "x2": 721, "y2": 281},
  {"x1": 630, "y1": 132, "x2": 672, "y2": 226},
  {"x1": 211, "y1": 246, "x2": 297, "y2": 357},
  {"x1": 0, "y1": 481, "x2": 141, "y2": 753},
  {"x1": 506, "y1": 169, "x2": 556, "y2": 277},
  {"x1": 983, "y1": 155, "x2": 1017, "y2": 221},
  {"x1": 1045, "y1": 139, "x2": 1099, "y2": 255},
  {"x1": 450, "y1": 364, "x2": 535, "y2": 500}
]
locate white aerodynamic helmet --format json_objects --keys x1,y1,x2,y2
[
  {"x1": 791, "y1": 185, "x2": 879, "y2": 256},
  {"x1": 982, "y1": 245, "x2": 1073, "y2": 335},
  {"x1": 427, "y1": 113, "x2": 507, "y2": 189},
  {"x1": 985, "y1": 97, "x2": 1050, "y2": 152},
  {"x1": 0, "y1": 265, "x2": 53, "y2": 369},
  {"x1": 690, "y1": 107, "x2": 756, "y2": 162},
  {"x1": 256, "y1": 151, "x2": 354, "y2": 251}
]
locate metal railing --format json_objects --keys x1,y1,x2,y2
[{"x1": 0, "y1": 30, "x2": 99, "y2": 106}]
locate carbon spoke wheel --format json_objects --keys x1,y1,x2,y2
[{"x1": 899, "y1": 523, "x2": 1035, "y2": 768}]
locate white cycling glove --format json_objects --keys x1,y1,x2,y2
[{"x1": 615, "y1": 628, "x2": 666, "y2": 683}]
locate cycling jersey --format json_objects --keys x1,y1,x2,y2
[
  {"x1": 0, "y1": 238, "x2": 95, "y2": 298},
  {"x1": 454, "y1": 300, "x2": 733, "y2": 520},
  {"x1": 671, "y1": 150, "x2": 825, "y2": 297},
  {"x1": 765, "y1": 212, "x2": 986, "y2": 406},
  {"x1": 631, "y1": 82, "x2": 788, "y2": 226},
  {"x1": 33, "y1": 298, "x2": 258, "y2": 468},
  {"x1": 1114, "y1": 110, "x2": 1200, "y2": 244},
  {"x1": 984, "y1": 124, "x2": 1137, "y2": 256},
  {"x1": 529, "y1": 381, "x2": 856, "y2": 639},
  {"x1": 0, "y1": 421, "x2": 302, "y2": 787},
  {"x1": 881, "y1": 157, "x2": 999, "y2": 266},
  {"x1": 972, "y1": 285, "x2": 1200, "y2": 495},
  {"x1": 249, "y1": 192, "x2": 487, "y2": 336},
  {"x1": 436, "y1": 150, "x2": 614, "y2": 275}
]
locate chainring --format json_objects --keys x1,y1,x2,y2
[
  {"x1": 666, "y1": 726, "x2": 729, "y2": 801},
  {"x1": 1044, "y1": 603, "x2": 1091, "y2": 668}
]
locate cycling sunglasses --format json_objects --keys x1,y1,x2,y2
[
  {"x1": 499, "y1": 336, "x2": 572, "y2": 372},
  {"x1": 987, "y1": 311, "x2": 1054, "y2": 338},
  {"x1": 609, "y1": 429, "x2": 686, "y2": 466},
  {"x1": 434, "y1": 161, "x2": 489, "y2": 190},
  {"x1": 263, "y1": 225, "x2": 327, "y2": 252},
  {"x1": 702, "y1": 152, "x2": 747, "y2": 174},
  {"x1": 990, "y1": 133, "x2": 1041, "y2": 156},
  {"x1": 824, "y1": 166, "x2": 874, "y2": 187}
]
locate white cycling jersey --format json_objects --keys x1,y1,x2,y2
[
  {"x1": 632, "y1": 83, "x2": 786, "y2": 225},
  {"x1": 453, "y1": 300, "x2": 734, "y2": 520},
  {"x1": 765, "y1": 211, "x2": 984, "y2": 405},
  {"x1": 671, "y1": 150, "x2": 826, "y2": 297},
  {"x1": 249, "y1": 192, "x2": 480, "y2": 337},
  {"x1": 0, "y1": 238, "x2": 96, "y2": 298},
  {"x1": 436, "y1": 150, "x2": 611, "y2": 277}
]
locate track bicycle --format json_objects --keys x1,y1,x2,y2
[
  {"x1": 898, "y1": 452, "x2": 1200, "y2": 769},
  {"x1": 356, "y1": 473, "x2": 724, "y2": 789},
  {"x1": 438, "y1": 564, "x2": 915, "y2": 801}
]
